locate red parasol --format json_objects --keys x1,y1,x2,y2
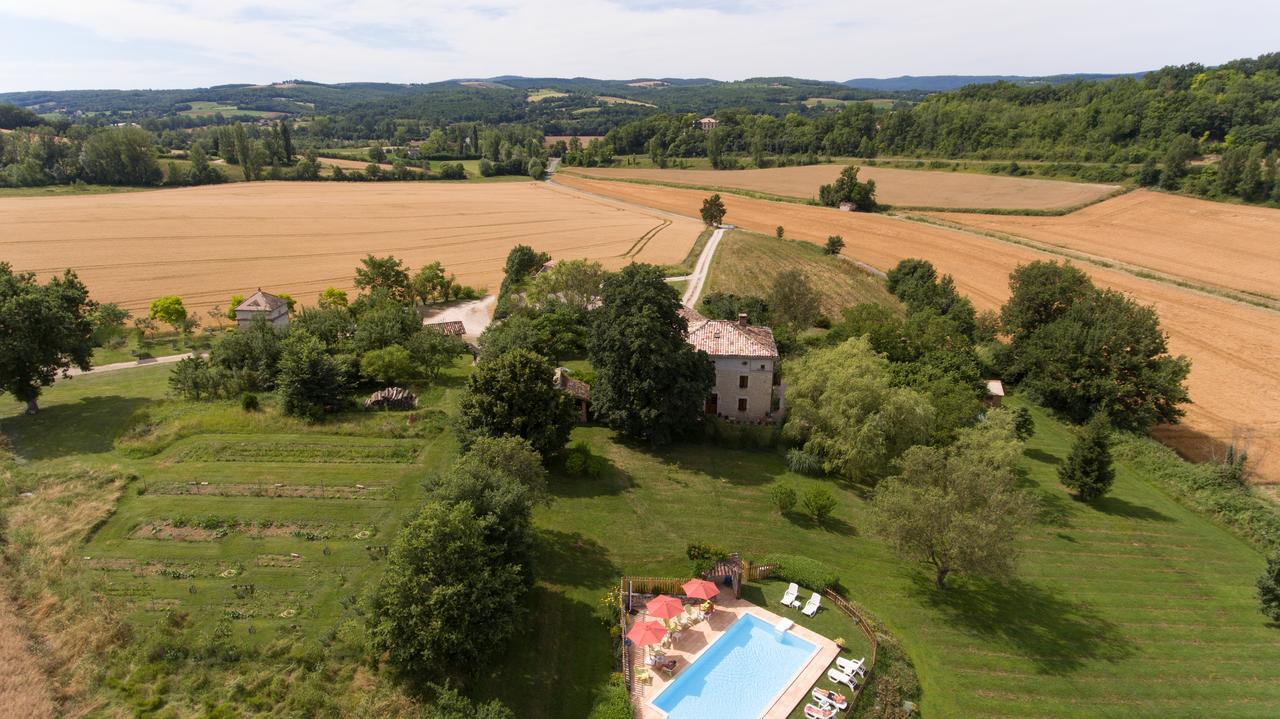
[
  {"x1": 645, "y1": 594, "x2": 685, "y2": 620},
  {"x1": 626, "y1": 619, "x2": 667, "y2": 646},
  {"x1": 682, "y1": 578, "x2": 720, "y2": 601}
]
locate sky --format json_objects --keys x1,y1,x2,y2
[{"x1": 1, "y1": 1, "x2": 1278, "y2": 91}]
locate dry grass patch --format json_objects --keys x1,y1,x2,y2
[
  {"x1": 567, "y1": 164, "x2": 1120, "y2": 210},
  {"x1": 0, "y1": 181, "x2": 702, "y2": 315},
  {"x1": 703, "y1": 229, "x2": 898, "y2": 317}
]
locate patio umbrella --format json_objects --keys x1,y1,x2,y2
[
  {"x1": 626, "y1": 619, "x2": 667, "y2": 646},
  {"x1": 682, "y1": 578, "x2": 720, "y2": 601},
  {"x1": 645, "y1": 594, "x2": 685, "y2": 621}
]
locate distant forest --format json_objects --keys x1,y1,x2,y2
[{"x1": 3, "y1": 53, "x2": 1279, "y2": 205}]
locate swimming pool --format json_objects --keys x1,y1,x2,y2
[{"x1": 651, "y1": 613, "x2": 817, "y2": 719}]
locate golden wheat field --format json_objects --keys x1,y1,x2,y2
[
  {"x1": 928, "y1": 190, "x2": 1280, "y2": 300},
  {"x1": 565, "y1": 164, "x2": 1121, "y2": 210},
  {"x1": 0, "y1": 181, "x2": 701, "y2": 316},
  {"x1": 555, "y1": 174, "x2": 1280, "y2": 484}
]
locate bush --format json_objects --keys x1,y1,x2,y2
[
  {"x1": 800, "y1": 486, "x2": 839, "y2": 524},
  {"x1": 761, "y1": 553, "x2": 840, "y2": 591},
  {"x1": 1114, "y1": 434, "x2": 1280, "y2": 551},
  {"x1": 563, "y1": 441, "x2": 606, "y2": 479},
  {"x1": 687, "y1": 541, "x2": 728, "y2": 577},
  {"x1": 769, "y1": 484, "x2": 797, "y2": 515},
  {"x1": 586, "y1": 676, "x2": 633, "y2": 719},
  {"x1": 786, "y1": 448, "x2": 823, "y2": 475},
  {"x1": 1259, "y1": 550, "x2": 1280, "y2": 623},
  {"x1": 240, "y1": 393, "x2": 260, "y2": 412}
]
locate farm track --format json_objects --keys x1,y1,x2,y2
[{"x1": 553, "y1": 174, "x2": 1280, "y2": 484}]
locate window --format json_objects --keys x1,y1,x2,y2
[
  {"x1": 737, "y1": 398, "x2": 748, "y2": 412},
  {"x1": 739, "y1": 375, "x2": 749, "y2": 389},
  {"x1": 760, "y1": 363, "x2": 766, "y2": 370}
]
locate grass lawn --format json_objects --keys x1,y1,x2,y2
[
  {"x1": 480, "y1": 399, "x2": 1280, "y2": 718},
  {"x1": 5, "y1": 355, "x2": 1280, "y2": 717},
  {"x1": 701, "y1": 229, "x2": 900, "y2": 317},
  {"x1": 179, "y1": 101, "x2": 279, "y2": 118}
]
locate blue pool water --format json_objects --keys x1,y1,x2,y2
[{"x1": 651, "y1": 613, "x2": 817, "y2": 719}]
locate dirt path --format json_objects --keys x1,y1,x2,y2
[
  {"x1": 680, "y1": 227, "x2": 726, "y2": 307},
  {"x1": 420, "y1": 296, "x2": 496, "y2": 340},
  {"x1": 553, "y1": 174, "x2": 1280, "y2": 484}
]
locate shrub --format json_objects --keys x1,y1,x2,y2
[
  {"x1": 786, "y1": 448, "x2": 823, "y2": 475},
  {"x1": 800, "y1": 486, "x2": 839, "y2": 524},
  {"x1": 240, "y1": 393, "x2": 260, "y2": 412},
  {"x1": 687, "y1": 541, "x2": 728, "y2": 577},
  {"x1": 769, "y1": 484, "x2": 797, "y2": 515},
  {"x1": 1259, "y1": 549, "x2": 1280, "y2": 623},
  {"x1": 563, "y1": 441, "x2": 606, "y2": 479},
  {"x1": 586, "y1": 676, "x2": 633, "y2": 719},
  {"x1": 1059, "y1": 413, "x2": 1115, "y2": 501},
  {"x1": 761, "y1": 553, "x2": 839, "y2": 591}
]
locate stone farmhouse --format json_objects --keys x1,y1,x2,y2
[{"x1": 681, "y1": 308, "x2": 782, "y2": 422}]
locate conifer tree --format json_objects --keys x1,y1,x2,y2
[{"x1": 1059, "y1": 413, "x2": 1115, "y2": 501}]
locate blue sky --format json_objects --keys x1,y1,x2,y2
[{"x1": 1, "y1": 1, "x2": 1278, "y2": 91}]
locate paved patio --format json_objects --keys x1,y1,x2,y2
[{"x1": 630, "y1": 588, "x2": 839, "y2": 719}]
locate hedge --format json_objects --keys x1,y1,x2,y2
[
  {"x1": 761, "y1": 553, "x2": 840, "y2": 591},
  {"x1": 1113, "y1": 434, "x2": 1280, "y2": 552}
]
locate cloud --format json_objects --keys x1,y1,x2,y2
[{"x1": 1, "y1": 0, "x2": 1278, "y2": 90}]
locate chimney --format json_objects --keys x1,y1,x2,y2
[{"x1": 737, "y1": 313, "x2": 749, "y2": 327}]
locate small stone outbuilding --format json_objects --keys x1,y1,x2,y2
[
  {"x1": 554, "y1": 367, "x2": 591, "y2": 422},
  {"x1": 234, "y1": 289, "x2": 289, "y2": 330}
]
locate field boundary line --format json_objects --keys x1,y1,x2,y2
[{"x1": 899, "y1": 214, "x2": 1280, "y2": 314}]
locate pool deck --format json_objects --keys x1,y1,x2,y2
[{"x1": 631, "y1": 588, "x2": 840, "y2": 719}]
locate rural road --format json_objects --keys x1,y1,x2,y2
[
  {"x1": 679, "y1": 226, "x2": 727, "y2": 307},
  {"x1": 69, "y1": 351, "x2": 197, "y2": 377}
]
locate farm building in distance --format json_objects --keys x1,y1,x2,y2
[
  {"x1": 697, "y1": 117, "x2": 720, "y2": 131},
  {"x1": 233, "y1": 289, "x2": 289, "y2": 330},
  {"x1": 681, "y1": 308, "x2": 782, "y2": 422}
]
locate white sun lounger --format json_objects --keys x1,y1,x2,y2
[
  {"x1": 801, "y1": 593, "x2": 822, "y2": 616},
  {"x1": 836, "y1": 656, "x2": 867, "y2": 678},
  {"x1": 780, "y1": 582, "x2": 800, "y2": 608},
  {"x1": 827, "y1": 667, "x2": 860, "y2": 690}
]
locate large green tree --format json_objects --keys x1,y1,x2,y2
[
  {"x1": 871, "y1": 411, "x2": 1037, "y2": 589},
  {"x1": 700, "y1": 193, "x2": 727, "y2": 226},
  {"x1": 589, "y1": 264, "x2": 715, "y2": 445},
  {"x1": 767, "y1": 269, "x2": 822, "y2": 329},
  {"x1": 354, "y1": 255, "x2": 413, "y2": 304},
  {"x1": 456, "y1": 348, "x2": 576, "y2": 457},
  {"x1": 782, "y1": 336, "x2": 934, "y2": 481},
  {"x1": 0, "y1": 264, "x2": 97, "y2": 413},
  {"x1": 276, "y1": 331, "x2": 348, "y2": 420},
  {"x1": 365, "y1": 500, "x2": 523, "y2": 682},
  {"x1": 1011, "y1": 288, "x2": 1190, "y2": 431},
  {"x1": 79, "y1": 126, "x2": 162, "y2": 186},
  {"x1": 1000, "y1": 261, "x2": 1095, "y2": 343},
  {"x1": 818, "y1": 164, "x2": 877, "y2": 210}
]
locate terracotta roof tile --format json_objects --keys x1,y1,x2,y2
[
  {"x1": 235, "y1": 289, "x2": 287, "y2": 313},
  {"x1": 680, "y1": 308, "x2": 778, "y2": 359}
]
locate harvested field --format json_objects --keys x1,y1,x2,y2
[
  {"x1": 565, "y1": 164, "x2": 1120, "y2": 210},
  {"x1": 0, "y1": 181, "x2": 700, "y2": 315},
  {"x1": 555, "y1": 174, "x2": 1280, "y2": 484},
  {"x1": 928, "y1": 190, "x2": 1280, "y2": 301}
]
